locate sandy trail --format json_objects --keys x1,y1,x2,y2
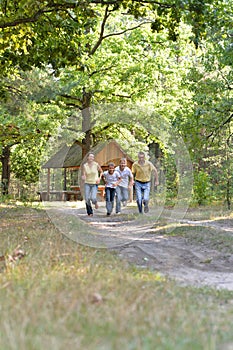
[{"x1": 45, "y1": 202, "x2": 233, "y2": 291}]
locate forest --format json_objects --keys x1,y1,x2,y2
[
  {"x1": 1, "y1": 3, "x2": 233, "y2": 349},
  {"x1": 0, "y1": 0, "x2": 232, "y2": 208}
]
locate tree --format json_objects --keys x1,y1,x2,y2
[
  {"x1": 174, "y1": 0, "x2": 233, "y2": 207},
  {"x1": 1, "y1": 0, "x2": 232, "y2": 205},
  {"x1": 0, "y1": 68, "x2": 66, "y2": 195}
]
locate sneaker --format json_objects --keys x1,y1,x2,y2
[
  {"x1": 116, "y1": 212, "x2": 121, "y2": 215},
  {"x1": 88, "y1": 214, "x2": 93, "y2": 217},
  {"x1": 122, "y1": 201, "x2": 127, "y2": 207},
  {"x1": 95, "y1": 202, "x2": 99, "y2": 209},
  {"x1": 107, "y1": 212, "x2": 111, "y2": 216},
  {"x1": 144, "y1": 204, "x2": 149, "y2": 213}
]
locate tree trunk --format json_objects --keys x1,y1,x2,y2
[
  {"x1": 226, "y1": 177, "x2": 231, "y2": 210},
  {"x1": 81, "y1": 89, "x2": 92, "y2": 158},
  {"x1": 226, "y1": 149, "x2": 231, "y2": 210},
  {"x1": 149, "y1": 141, "x2": 162, "y2": 163},
  {"x1": 1, "y1": 145, "x2": 11, "y2": 195}
]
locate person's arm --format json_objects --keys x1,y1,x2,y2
[
  {"x1": 96, "y1": 164, "x2": 103, "y2": 184},
  {"x1": 101, "y1": 172, "x2": 106, "y2": 185},
  {"x1": 113, "y1": 171, "x2": 122, "y2": 187},
  {"x1": 114, "y1": 176, "x2": 122, "y2": 187},
  {"x1": 81, "y1": 164, "x2": 86, "y2": 181},
  {"x1": 131, "y1": 163, "x2": 136, "y2": 182},
  {"x1": 128, "y1": 169, "x2": 134, "y2": 187}
]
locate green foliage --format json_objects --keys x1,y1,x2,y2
[
  {"x1": 0, "y1": 0, "x2": 232, "y2": 205},
  {"x1": 0, "y1": 0, "x2": 224, "y2": 73},
  {"x1": 11, "y1": 142, "x2": 44, "y2": 184},
  {"x1": 175, "y1": 0, "x2": 233, "y2": 207},
  {"x1": 160, "y1": 153, "x2": 178, "y2": 206},
  {"x1": 0, "y1": 68, "x2": 69, "y2": 194},
  {"x1": 193, "y1": 170, "x2": 211, "y2": 205}
]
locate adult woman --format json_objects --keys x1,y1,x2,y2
[{"x1": 81, "y1": 153, "x2": 103, "y2": 216}]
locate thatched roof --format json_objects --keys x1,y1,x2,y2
[{"x1": 42, "y1": 140, "x2": 134, "y2": 169}]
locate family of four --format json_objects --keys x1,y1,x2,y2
[{"x1": 81, "y1": 151, "x2": 159, "y2": 216}]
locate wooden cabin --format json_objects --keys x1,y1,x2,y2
[{"x1": 39, "y1": 140, "x2": 134, "y2": 201}]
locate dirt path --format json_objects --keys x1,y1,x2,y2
[{"x1": 46, "y1": 202, "x2": 233, "y2": 291}]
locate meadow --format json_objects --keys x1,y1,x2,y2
[{"x1": 0, "y1": 203, "x2": 233, "y2": 350}]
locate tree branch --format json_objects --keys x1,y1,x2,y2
[
  {"x1": 89, "y1": 64, "x2": 116, "y2": 78},
  {"x1": 0, "y1": 0, "x2": 173, "y2": 29},
  {"x1": 59, "y1": 94, "x2": 83, "y2": 109},
  {"x1": 112, "y1": 87, "x2": 148, "y2": 99},
  {"x1": 89, "y1": 5, "x2": 111, "y2": 55},
  {"x1": 59, "y1": 94, "x2": 82, "y2": 103},
  {"x1": 90, "y1": 5, "x2": 153, "y2": 56},
  {"x1": 61, "y1": 126, "x2": 80, "y2": 133},
  {"x1": 206, "y1": 113, "x2": 233, "y2": 139},
  {"x1": 103, "y1": 20, "x2": 153, "y2": 40},
  {"x1": 0, "y1": 2, "x2": 82, "y2": 28}
]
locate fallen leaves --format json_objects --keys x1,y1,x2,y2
[
  {"x1": 89, "y1": 292, "x2": 103, "y2": 304},
  {"x1": 8, "y1": 246, "x2": 26, "y2": 263},
  {"x1": 0, "y1": 246, "x2": 27, "y2": 271}
]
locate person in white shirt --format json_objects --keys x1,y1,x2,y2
[
  {"x1": 115, "y1": 158, "x2": 134, "y2": 214},
  {"x1": 102, "y1": 163, "x2": 121, "y2": 216}
]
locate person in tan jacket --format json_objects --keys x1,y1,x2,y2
[{"x1": 132, "y1": 151, "x2": 159, "y2": 214}]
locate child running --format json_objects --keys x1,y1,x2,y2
[{"x1": 102, "y1": 162, "x2": 121, "y2": 216}]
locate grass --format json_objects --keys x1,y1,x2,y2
[{"x1": 0, "y1": 203, "x2": 233, "y2": 350}]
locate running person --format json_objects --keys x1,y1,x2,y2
[
  {"x1": 102, "y1": 163, "x2": 121, "y2": 216},
  {"x1": 81, "y1": 153, "x2": 103, "y2": 216},
  {"x1": 132, "y1": 151, "x2": 159, "y2": 214},
  {"x1": 115, "y1": 158, "x2": 134, "y2": 214}
]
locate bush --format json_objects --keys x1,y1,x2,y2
[{"x1": 193, "y1": 170, "x2": 211, "y2": 205}]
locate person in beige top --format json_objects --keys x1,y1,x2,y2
[
  {"x1": 132, "y1": 151, "x2": 159, "y2": 214},
  {"x1": 81, "y1": 153, "x2": 103, "y2": 216}
]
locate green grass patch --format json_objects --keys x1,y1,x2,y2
[{"x1": 0, "y1": 203, "x2": 233, "y2": 350}]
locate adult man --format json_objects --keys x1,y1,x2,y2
[
  {"x1": 132, "y1": 151, "x2": 159, "y2": 214},
  {"x1": 115, "y1": 158, "x2": 134, "y2": 214}
]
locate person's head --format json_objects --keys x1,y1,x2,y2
[
  {"x1": 108, "y1": 162, "x2": 115, "y2": 174},
  {"x1": 119, "y1": 158, "x2": 127, "y2": 169},
  {"x1": 138, "y1": 151, "x2": 145, "y2": 161},
  {"x1": 87, "y1": 153, "x2": 95, "y2": 162}
]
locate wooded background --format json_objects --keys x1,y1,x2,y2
[{"x1": 0, "y1": 0, "x2": 232, "y2": 207}]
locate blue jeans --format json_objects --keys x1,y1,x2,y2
[
  {"x1": 84, "y1": 184, "x2": 98, "y2": 215},
  {"x1": 115, "y1": 186, "x2": 129, "y2": 213},
  {"x1": 105, "y1": 187, "x2": 116, "y2": 214},
  {"x1": 134, "y1": 181, "x2": 151, "y2": 213}
]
